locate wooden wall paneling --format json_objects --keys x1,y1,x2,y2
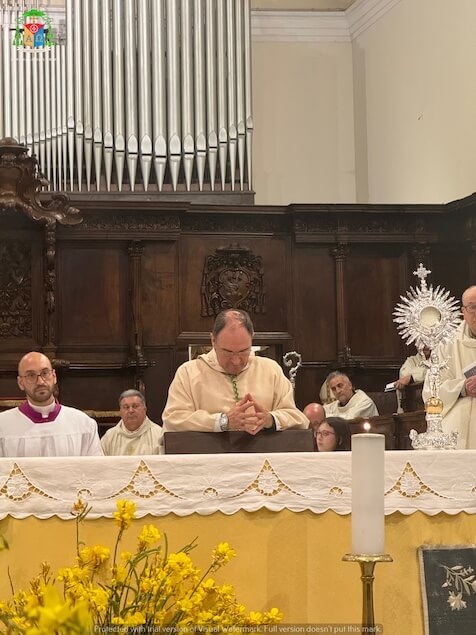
[
  {"x1": 57, "y1": 369, "x2": 132, "y2": 412},
  {"x1": 0, "y1": 226, "x2": 45, "y2": 357},
  {"x1": 179, "y1": 235, "x2": 216, "y2": 335},
  {"x1": 294, "y1": 364, "x2": 329, "y2": 410},
  {"x1": 178, "y1": 234, "x2": 290, "y2": 335},
  {"x1": 141, "y1": 347, "x2": 177, "y2": 424},
  {"x1": 253, "y1": 236, "x2": 290, "y2": 333},
  {"x1": 470, "y1": 242, "x2": 476, "y2": 287},
  {"x1": 141, "y1": 241, "x2": 178, "y2": 345},
  {"x1": 345, "y1": 245, "x2": 408, "y2": 359},
  {"x1": 410, "y1": 243, "x2": 431, "y2": 273},
  {"x1": 1, "y1": 196, "x2": 474, "y2": 422},
  {"x1": 56, "y1": 240, "x2": 129, "y2": 362},
  {"x1": 293, "y1": 243, "x2": 336, "y2": 361},
  {"x1": 430, "y1": 243, "x2": 471, "y2": 305}
]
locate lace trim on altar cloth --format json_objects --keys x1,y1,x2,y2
[{"x1": 0, "y1": 450, "x2": 474, "y2": 519}]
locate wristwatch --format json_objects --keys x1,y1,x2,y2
[{"x1": 219, "y1": 413, "x2": 229, "y2": 432}]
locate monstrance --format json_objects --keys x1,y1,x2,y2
[{"x1": 393, "y1": 264, "x2": 461, "y2": 449}]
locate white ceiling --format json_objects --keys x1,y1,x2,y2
[{"x1": 251, "y1": 0, "x2": 357, "y2": 10}]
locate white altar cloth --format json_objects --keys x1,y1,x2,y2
[{"x1": 0, "y1": 450, "x2": 474, "y2": 519}]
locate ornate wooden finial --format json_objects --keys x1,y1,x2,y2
[{"x1": 0, "y1": 137, "x2": 81, "y2": 225}]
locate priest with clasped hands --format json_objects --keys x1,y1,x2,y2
[
  {"x1": 162, "y1": 309, "x2": 308, "y2": 434},
  {"x1": 0, "y1": 351, "x2": 103, "y2": 457},
  {"x1": 423, "y1": 285, "x2": 476, "y2": 448}
]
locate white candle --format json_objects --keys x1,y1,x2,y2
[{"x1": 351, "y1": 433, "x2": 385, "y2": 555}]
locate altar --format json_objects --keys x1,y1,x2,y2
[{"x1": 0, "y1": 451, "x2": 475, "y2": 633}]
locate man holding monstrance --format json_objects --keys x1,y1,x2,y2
[{"x1": 421, "y1": 285, "x2": 476, "y2": 448}]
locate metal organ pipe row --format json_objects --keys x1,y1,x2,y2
[{"x1": 0, "y1": 0, "x2": 253, "y2": 194}]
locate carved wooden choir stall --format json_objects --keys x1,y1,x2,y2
[{"x1": 0, "y1": 137, "x2": 475, "y2": 448}]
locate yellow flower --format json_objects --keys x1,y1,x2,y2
[
  {"x1": 123, "y1": 610, "x2": 146, "y2": 626},
  {"x1": 0, "y1": 500, "x2": 283, "y2": 629},
  {"x1": 176, "y1": 597, "x2": 194, "y2": 612},
  {"x1": 137, "y1": 524, "x2": 161, "y2": 550},
  {"x1": 113, "y1": 499, "x2": 137, "y2": 530},
  {"x1": 26, "y1": 585, "x2": 92, "y2": 633},
  {"x1": 88, "y1": 586, "x2": 110, "y2": 613},
  {"x1": 264, "y1": 607, "x2": 284, "y2": 623},
  {"x1": 217, "y1": 583, "x2": 234, "y2": 598},
  {"x1": 166, "y1": 551, "x2": 196, "y2": 578},
  {"x1": 111, "y1": 564, "x2": 128, "y2": 586},
  {"x1": 246, "y1": 610, "x2": 264, "y2": 625},
  {"x1": 212, "y1": 542, "x2": 237, "y2": 565},
  {"x1": 78, "y1": 545, "x2": 110, "y2": 568}
]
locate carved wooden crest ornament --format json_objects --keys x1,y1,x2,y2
[
  {"x1": 0, "y1": 137, "x2": 80, "y2": 225},
  {"x1": 201, "y1": 244, "x2": 265, "y2": 316},
  {"x1": 0, "y1": 137, "x2": 80, "y2": 346}
]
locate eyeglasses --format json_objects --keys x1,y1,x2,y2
[
  {"x1": 463, "y1": 304, "x2": 476, "y2": 314},
  {"x1": 315, "y1": 430, "x2": 336, "y2": 438},
  {"x1": 19, "y1": 369, "x2": 54, "y2": 383}
]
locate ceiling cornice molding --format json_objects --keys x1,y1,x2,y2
[
  {"x1": 251, "y1": 11, "x2": 350, "y2": 43},
  {"x1": 251, "y1": 0, "x2": 402, "y2": 43},
  {"x1": 346, "y1": 0, "x2": 402, "y2": 38}
]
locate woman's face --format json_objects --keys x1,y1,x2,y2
[{"x1": 315, "y1": 422, "x2": 337, "y2": 452}]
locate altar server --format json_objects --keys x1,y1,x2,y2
[
  {"x1": 423, "y1": 285, "x2": 476, "y2": 448},
  {"x1": 101, "y1": 389, "x2": 163, "y2": 455},
  {"x1": 162, "y1": 309, "x2": 308, "y2": 434},
  {"x1": 0, "y1": 351, "x2": 103, "y2": 457}
]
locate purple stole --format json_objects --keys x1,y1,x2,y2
[{"x1": 18, "y1": 401, "x2": 62, "y2": 424}]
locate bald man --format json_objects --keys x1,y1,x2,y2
[
  {"x1": 162, "y1": 309, "x2": 308, "y2": 433},
  {"x1": 0, "y1": 351, "x2": 103, "y2": 457}
]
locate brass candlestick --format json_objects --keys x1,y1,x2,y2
[{"x1": 342, "y1": 553, "x2": 393, "y2": 628}]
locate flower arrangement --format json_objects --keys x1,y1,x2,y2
[{"x1": 0, "y1": 499, "x2": 282, "y2": 634}]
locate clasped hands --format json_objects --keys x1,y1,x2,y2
[{"x1": 226, "y1": 393, "x2": 273, "y2": 435}]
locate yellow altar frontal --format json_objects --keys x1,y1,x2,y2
[{"x1": 0, "y1": 451, "x2": 475, "y2": 634}]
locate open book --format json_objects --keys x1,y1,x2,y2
[{"x1": 463, "y1": 361, "x2": 476, "y2": 379}]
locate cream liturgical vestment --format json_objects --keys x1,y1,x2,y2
[
  {"x1": 101, "y1": 417, "x2": 164, "y2": 455},
  {"x1": 423, "y1": 321, "x2": 476, "y2": 449},
  {"x1": 0, "y1": 401, "x2": 103, "y2": 457},
  {"x1": 162, "y1": 349, "x2": 309, "y2": 432},
  {"x1": 323, "y1": 389, "x2": 379, "y2": 420},
  {"x1": 400, "y1": 352, "x2": 428, "y2": 383}
]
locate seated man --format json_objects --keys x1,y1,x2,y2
[
  {"x1": 101, "y1": 389, "x2": 164, "y2": 455},
  {"x1": 395, "y1": 345, "x2": 430, "y2": 389},
  {"x1": 0, "y1": 351, "x2": 103, "y2": 456},
  {"x1": 423, "y1": 285, "x2": 476, "y2": 448},
  {"x1": 162, "y1": 309, "x2": 309, "y2": 433},
  {"x1": 305, "y1": 371, "x2": 379, "y2": 426},
  {"x1": 303, "y1": 402, "x2": 322, "y2": 432}
]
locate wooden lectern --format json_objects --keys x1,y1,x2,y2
[{"x1": 164, "y1": 430, "x2": 316, "y2": 454}]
